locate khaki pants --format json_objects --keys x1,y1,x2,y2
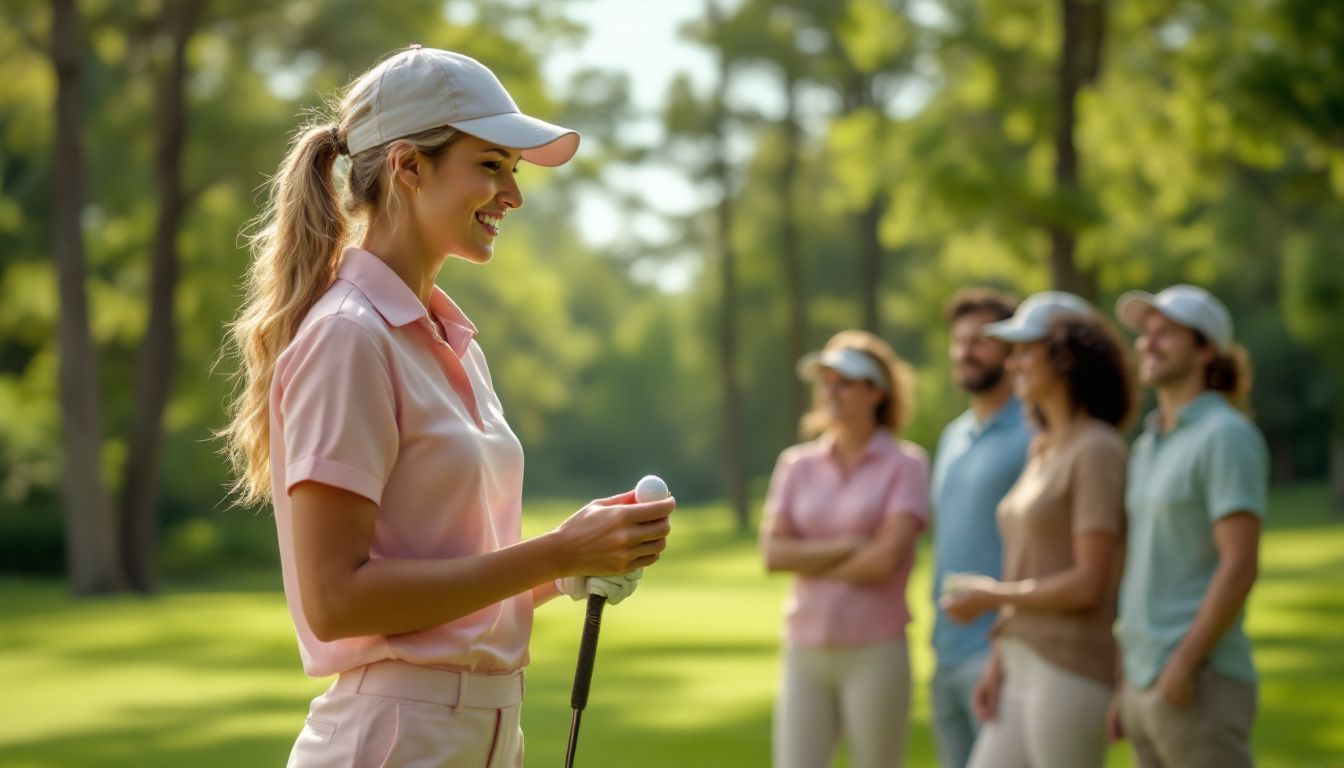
[
  {"x1": 288, "y1": 660, "x2": 524, "y2": 768},
  {"x1": 1119, "y1": 665, "x2": 1256, "y2": 768},
  {"x1": 773, "y1": 638, "x2": 911, "y2": 768},
  {"x1": 966, "y1": 639, "x2": 1112, "y2": 768}
]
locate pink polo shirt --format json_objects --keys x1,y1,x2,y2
[
  {"x1": 764, "y1": 431, "x2": 929, "y2": 647},
  {"x1": 269, "y1": 247, "x2": 530, "y2": 678}
]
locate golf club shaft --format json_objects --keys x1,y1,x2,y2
[{"x1": 564, "y1": 709, "x2": 583, "y2": 768}]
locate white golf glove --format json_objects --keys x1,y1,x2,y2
[{"x1": 556, "y1": 569, "x2": 643, "y2": 606}]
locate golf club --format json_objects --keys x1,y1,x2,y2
[{"x1": 563, "y1": 475, "x2": 669, "y2": 768}]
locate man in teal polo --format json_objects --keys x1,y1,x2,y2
[{"x1": 1112, "y1": 285, "x2": 1269, "y2": 768}]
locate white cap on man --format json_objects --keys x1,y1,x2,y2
[
  {"x1": 982, "y1": 291, "x2": 1093, "y2": 343},
  {"x1": 344, "y1": 45, "x2": 579, "y2": 166},
  {"x1": 1115, "y1": 285, "x2": 1233, "y2": 352},
  {"x1": 797, "y1": 348, "x2": 890, "y2": 392}
]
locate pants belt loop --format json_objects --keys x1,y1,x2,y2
[
  {"x1": 453, "y1": 670, "x2": 469, "y2": 714},
  {"x1": 347, "y1": 663, "x2": 370, "y2": 694}
]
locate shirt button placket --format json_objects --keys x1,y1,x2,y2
[{"x1": 421, "y1": 318, "x2": 485, "y2": 430}]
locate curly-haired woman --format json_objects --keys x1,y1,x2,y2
[{"x1": 941, "y1": 292, "x2": 1134, "y2": 768}]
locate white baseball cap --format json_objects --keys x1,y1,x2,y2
[
  {"x1": 982, "y1": 291, "x2": 1093, "y2": 343},
  {"x1": 797, "y1": 347, "x2": 890, "y2": 391},
  {"x1": 1115, "y1": 284, "x2": 1233, "y2": 351},
  {"x1": 344, "y1": 45, "x2": 580, "y2": 166}
]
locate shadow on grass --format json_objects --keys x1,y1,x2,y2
[
  {"x1": 521, "y1": 673, "x2": 941, "y2": 768},
  {"x1": 0, "y1": 696, "x2": 301, "y2": 768},
  {"x1": 3, "y1": 484, "x2": 1341, "y2": 767}
]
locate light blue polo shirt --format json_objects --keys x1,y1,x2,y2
[
  {"x1": 930, "y1": 397, "x2": 1033, "y2": 669},
  {"x1": 1118, "y1": 392, "x2": 1269, "y2": 688}
]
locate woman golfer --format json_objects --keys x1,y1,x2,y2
[
  {"x1": 761, "y1": 330, "x2": 929, "y2": 768},
  {"x1": 941, "y1": 292, "x2": 1132, "y2": 768},
  {"x1": 221, "y1": 46, "x2": 673, "y2": 766}
]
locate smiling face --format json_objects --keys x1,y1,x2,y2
[
  {"x1": 1008, "y1": 340, "x2": 1065, "y2": 407},
  {"x1": 404, "y1": 133, "x2": 524, "y2": 265},
  {"x1": 1135, "y1": 311, "x2": 1210, "y2": 388},
  {"x1": 816, "y1": 368, "x2": 885, "y2": 429},
  {"x1": 950, "y1": 311, "x2": 1012, "y2": 393}
]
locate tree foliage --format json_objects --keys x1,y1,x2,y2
[{"x1": 2, "y1": 0, "x2": 1341, "y2": 580}]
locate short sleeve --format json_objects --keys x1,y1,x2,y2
[
  {"x1": 885, "y1": 447, "x2": 930, "y2": 530},
  {"x1": 276, "y1": 316, "x2": 399, "y2": 505},
  {"x1": 762, "y1": 449, "x2": 800, "y2": 536},
  {"x1": 1202, "y1": 420, "x2": 1269, "y2": 522},
  {"x1": 1070, "y1": 431, "x2": 1127, "y2": 536}
]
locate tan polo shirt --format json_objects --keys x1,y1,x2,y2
[{"x1": 994, "y1": 417, "x2": 1127, "y2": 685}]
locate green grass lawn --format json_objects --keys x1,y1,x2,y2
[{"x1": 1, "y1": 484, "x2": 1341, "y2": 767}]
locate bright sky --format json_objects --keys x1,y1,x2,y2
[
  {"x1": 545, "y1": 0, "x2": 717, "y2": 114},
  {"x1": 541, "y1": 0, "x2": 717, "y2": 291},
  {"x1": 536, "y1": 0, "x2": 939, "y2": 292},
  {"x1": 541, "y1": 0, "x2": 786, "y2": 290}
]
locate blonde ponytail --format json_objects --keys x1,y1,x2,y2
[{"x1": 219, "y1": 123, "x2": 347, "y2": 506}]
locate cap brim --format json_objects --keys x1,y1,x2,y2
[
  {"x1": 449, "y1": 112, "x2": 580, "y2": 167},
  {"x1": 1115, "y1": 291, "x2": 1159, "y2": 333},
  {"x1": 796, "y1": 352, "x2": 824, "y2": 382},
  {"x1": 982, "y1": 318, "x2": 1043, "y2": 343},
  {"x1": 796, "y1": 352, "x2": 861, "y2": 382},
  {"x1": 796, "y1": 350, "x2": 891, "y2": 391}
]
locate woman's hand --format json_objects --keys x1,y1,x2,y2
[
  {"x1": 940, "y1": 574, "x2": 1002, "y2": 623},
  {"x1": 1106, "y1": 693, "x2": 1125, "y2": 741},
  {"x1": 552, "y1": 490, "x2": 674, "y2": 577},
  {"x1": 972, "y1": 650, "x2": 1004, "y2": 722}
]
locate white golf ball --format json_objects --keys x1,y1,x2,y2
[{"x1": 634, "y1": 474, "x2": 669, "y2": 502}]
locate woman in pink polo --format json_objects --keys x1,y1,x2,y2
[
  {"x1": 220, "y1": 46, "x2": 674, "y2": 767},
  {"x1": 761, "y1": 330, "x2": 929, "y2": 768}
]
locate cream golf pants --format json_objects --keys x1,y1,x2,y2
[
  {"x1": 966, "y1": 638, "x2": 1112, "y2": 768},
  {"x1": 773, "y1": 638, "x2": 911, "y2": 768},
  {"x1": 287, "y1": 660, "x2": 524, "y2": 768}
]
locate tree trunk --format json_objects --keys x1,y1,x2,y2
[
  {"x1": 1049, "y1": 0, "x2": 1105, "y2": 302},
  {"x1": 1333, "y1": 400, "x2": 1344, "y2": 516},
  {"x1": 840, "y1": 70, "x2": 885, "y2": 335},
  {"x1": 858, "y1": 197, "x2": 884, "y2": 334},
  {"x1": 708, "y1": 0, "x2": 749, "y2": 532},
  {"x1": 778, "y1": 75, "x2": 808, "y2": 422},
  {"x1": 50, "y1": 0, "x2": 126, "y2": 594},
  {"x1": 118, "y1": 2, "x2": 202, "y2": 593}
]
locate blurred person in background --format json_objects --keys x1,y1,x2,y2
[
  {"x1": 942, "y1": 293, "x2": 1133, "y2": 768},
  {"x1": 760, "y1": 330, "x2": 929, "y2": 768},
  {"x1": 929, "y1": 289, "x2": 1033, "y2": 768},
  {"x1": 1110, "y1": 286, "x2": 1268, "y2": 768}
]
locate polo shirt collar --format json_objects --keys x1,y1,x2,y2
[
  {"x1": 976, "y1": 396, "x2": 1023, "y2": 434},
  {"x1": 820, "y1": 428, "x2": 896, "y2": 463},
  {"x1": 427, "y1": 286, "x2": 479, "y2": 356},
  {"x1": 1144, "y1": 390, "x2": 1224, "y2": 436},
  {"x1": 337, "y1": 247, "x2": 479, "y2": 356}
]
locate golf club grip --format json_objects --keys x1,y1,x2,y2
[{"x1": 570, "y1": 593, "x2": 607, "y2": 711}]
